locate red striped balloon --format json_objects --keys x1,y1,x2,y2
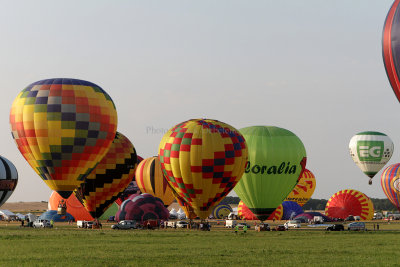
[{"x1": 381, "y1": 163, "x2": 400, "y2": 211}]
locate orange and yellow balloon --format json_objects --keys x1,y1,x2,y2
[
  {"x1": 159, "y1": 119, "x2": 248, "y2": 219},
  {"x1": 10, "y1": 78, "x2": 117, "y2": 198},
  {"x1": 135, "y1": 156, "x2": 175, "y2": 207},
  {"x1": 285, "y1": 169, "x2": 316, "y2": 206}
]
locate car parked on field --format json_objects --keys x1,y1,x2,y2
[
  {"x1": 111, "y1": 220, "x2": 137, "y2": 230},
  {"x1": 273, "y1": 225, "x2": 287, "y2": 231},
  {"x1": 348, "y1": 222, "x2": 366, "y2": 231},
  {"x1": 236, "y1": 223, "x2": 251, "y2": 229},
  {"x1": 284, "y1": 220, "x2": 301, "y2": 229},
  {"x1": 326, "y1": 224, "x2": 344, "y2": 231},
  {"x1": 33, "y1": 219, "x2": 52, "y2": 228},
  {"x1": 176, "y1": 221, "x2": 189, "y2": 228}
]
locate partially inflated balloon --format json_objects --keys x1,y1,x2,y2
[
  {"x1": 281, "y1": 201, "x2": 303, "y2": 220},
  {"x1": 0, "y1": 156, "x2": 18, "y2": 208},
  {"x1": 325, "y1": 189, "x2": 374, "y2": 220},
  {"x1": 211, "y1": 204, "x2": 233, "y2": 219},
  {"x1": 159, "y1": 119, "x2": 248, "y2": 219},
  {"x1": 234, "y1": 126, "x2": 306, "y2": 221},
  {"x1": 349, "y1": 131, "x2": 393, "y2": 185},
  {"x1": 383, "y1": 0, "x2": 400, "y2": 103},
  {"x1": 48, "y1": 191, "x2": 93, "y2": 221},
  {"x1": 381, "y1": 163, "x2": 400, "y2": 211},
  {"x1": 135, "y1": 157, "x2": 175, "y2": 207},
  {"x1": 285, "y1": 169, "x2": 316, "y2": 206},
  {"x1": 74, "y1": 132, "x2": 137, "y2": 218},
  {"x1": 10, "y1": 78, "x2": 117, "y2": 198}
]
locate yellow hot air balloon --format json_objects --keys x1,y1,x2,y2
[
  {"x1": 159, "y1": 119, "x2": 248, "y2": 219},
  {"x1": 285, "y1": 169, "x2": 316, "y2": 206},
  {"x1": 135, "y1": 157, "x2": 175, "y2": 207},
  {"x1": 9, "y1": 78, "x2": 117, "y2": 198}
]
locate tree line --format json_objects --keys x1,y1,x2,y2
[{"x1": 221, "y1": 197, "x2": 398, "y2": 212}]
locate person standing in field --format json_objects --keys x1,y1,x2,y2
[
  {"x1": 234, "y1": 225, "x2": 239, "y2": 234},
  {"x1": 243, "y1": 224, "x2": 248, "y2": 234}
]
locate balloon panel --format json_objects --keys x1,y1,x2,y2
[
  {"x1": 0, "y1": 156, "x2": 18, "y2": 208},
  {"x1": 383, "y1": 0, "x2": 400, "y2": 103},
  {"x1": 285, "y1": 169, "x2": 315, "y2": 206},
  {"x1": 325, "y1": 189, "x2": 374, "y2": 220},
  {"x1": 75, "y1": 132, "x2": 137, "y2": 218},
  {"x1": 9, "y1": 78, "x2": 117, "y2": 195},
  {"x1": 234, "y1": 126, "x2": 306, "y2": 221},
  {"x1": 159, "y1": 119, "x2": 248, "y2": 219},
  {"x1": 349, "y1": 132, "x2": 393, "y2": 181},
  {"x1": 381, "y1": 163, "x2": 400, "y2": 211},
  {"x1": 135, "y1": 157, "x2": 175, "y2": 206}
]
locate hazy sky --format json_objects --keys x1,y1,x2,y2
[{"x1": 0, "y1": 0, "x2": 398, "y2": 202}]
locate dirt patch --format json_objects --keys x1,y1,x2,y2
[{"x1": 1, "y1": 202, "x2": 48, "y2": 213}]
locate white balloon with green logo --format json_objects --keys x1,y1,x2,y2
[{"x1": 349, "y1": 131, "x2": 394, "y2": 185}]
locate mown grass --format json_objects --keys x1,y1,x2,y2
[{"x1": 0, "y1": 224, "x2": 399, "y2": 267}]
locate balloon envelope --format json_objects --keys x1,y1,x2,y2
[
  {"x1": 48, "y1": 191, "x2": 93, "y2": 221},
  {"x1": 325, "y1": 189, "x2": 374, "y2": 220},
  {"x1": 383, "y1": 0, "x2": 400, "y2": 103},
  {"x1": 159, "y1": 119, "x2": 248, "y2": 219},
  {"x1": 234, "y1": 126, "x2": 307, "y2": 221},
  {"x1": 75, "y1": 132, "x2": 137, "y2": 218},
  {"x1": 115, "y1": 155, "x2": 144, "y2": 205},
  {"x1": 237, "y1": 200, "x2": 282, "y2": 221},
  {"x1": 0, "y1": 156, "x2": 18, "y2": 208},
  {"x1": 281, "y1": 201, "x2": 303, "y2": 220},
  {"x1": 285, "y1": 169, "x2": 315, "y2": 206},
  {"x1": 115, "y1": 193, "x2": 169, "y2": 222},
  {"x1": 211, "y1": 204, "x2": 233, "y2": 219},
  {"x1": 39, "y1": 210, "x2": 75, "y2": 222},
  {"x1": 9, "y1": 78, "x2": 118, "y2": 198},
  {"x1": 135, "y1": 157, "x2": 175, "y2": 207},
  {"x1": 349, "y1": 131, "x2": 393, "y2": 184},
  {"x1": 381, "y1": 163, "x2": 400, "y2": 211}
]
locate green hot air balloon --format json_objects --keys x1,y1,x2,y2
[{"x1": 234, "y1": 126, "x2": 307, "y2": 221}]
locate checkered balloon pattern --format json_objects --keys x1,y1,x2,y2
[
  {"x1": 74, "y1": 132, "x2": 137, "y2": 218},
  {"x1": 9, "y1": 78, "x2": 118, "y2": 198},
  {"x1": 159, "y1": 119, "x2": 248, "y2": 219}
]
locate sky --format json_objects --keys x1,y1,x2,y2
[{"x1": 0, "y1": 0, "x2": 398, "y2": 202}]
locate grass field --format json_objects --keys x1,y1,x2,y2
[{"x1": 0, "y1": 221, "x2": 399, "y2": 267}]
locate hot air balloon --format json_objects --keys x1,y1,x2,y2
[
  {"x1": 115, "y1": 193, "x2": 169, "y2": 223},
  {"x1": 211, "y1": 204, "x2": 233, "y2": 219},
  {"x1": 238, "y1": 200, "x2": 282, "y2": 220},
  {"x1": 234, "y1": 126, "x2": 307, "y2": 221},
  {"x1": 285, "y1": 169, "x2": 315, "y2": 206},
  {"x1": 48, "y1": 191, "x2": 93, "y2": 221},
  {"x1": 381, "y1": 163, "x2": 400, "y2": 211},
  {"x1": 349, "y1": 132, "x2": 393, "y2": 185},
  {"x1": 135, "y1": 157, "x2": 175, "y2": 207},
  {"x1": 159, "y1": 119, "x2": 248, "y2": 219},
  {"x1": 281, "y1": 201, "x2": 303, "y2": 220},
  {"x1": 115, "y1": 155, "x2": 144, "y2": 205},
  {"x1": 9, "y1": 78, "x2": 118, "y2": 198},
  {"x1": 0, "y1": 156, "x2": 18, "y2": 208},
  {"x1": 325, "y1": 189, "x2": 374, "y2": 220},
  {"x1": 383, "y1": 0, "x2": 400, "y2": 103},
  {"x1": 74, "y1": 132, "x2": 137, "y2": 218}
]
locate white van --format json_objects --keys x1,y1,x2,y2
[
  {"x1": 225, "y1": 219, "x2": 237, "y2": 228},
  {"x1": 284, "y1": 220, "x2": 301, "y2": 229}
]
